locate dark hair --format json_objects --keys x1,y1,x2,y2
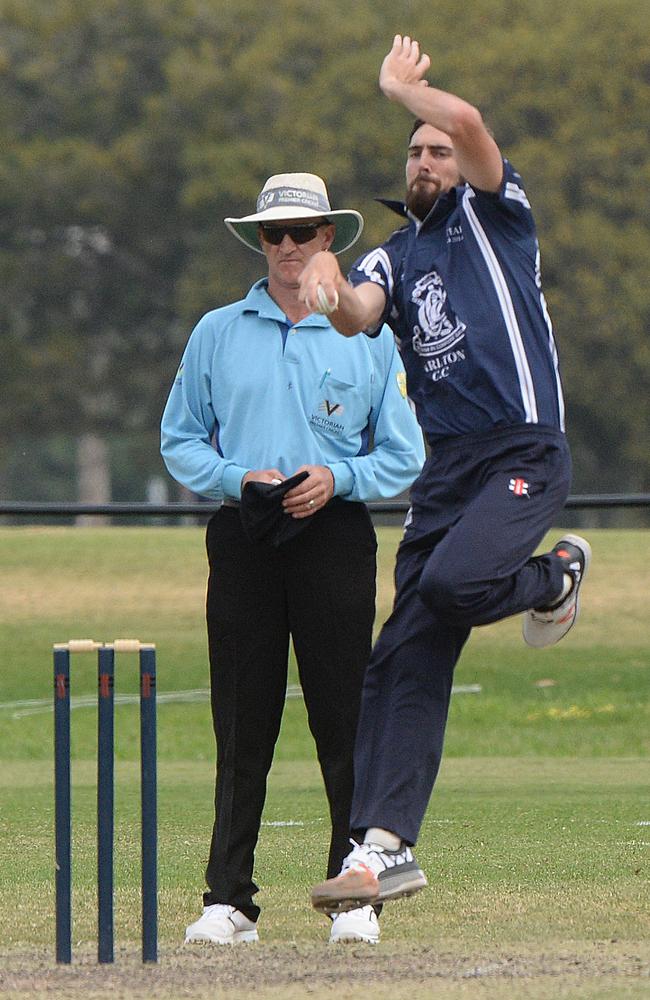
[
  {"x1": 409, "y1": 115, "x2": 496, "y2": 142},
  {"x1": 408, "y1": 118, "x2": 426, "y2": 142}
]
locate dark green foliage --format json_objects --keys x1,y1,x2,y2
[{"x1": 1, "y1": 0, "x2": 649, "y2": 498}]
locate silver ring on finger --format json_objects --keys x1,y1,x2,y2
[{"x1": 307, "y1": 499, "x2": 315, "y2": 509}]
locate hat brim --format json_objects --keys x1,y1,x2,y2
[{"x1": 224, "y1": 207, "x2": 364, "y2": 255}]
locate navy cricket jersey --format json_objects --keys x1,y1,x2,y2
[{"x1": 349, "y1": 160, "x2": 566, "y2": 442}]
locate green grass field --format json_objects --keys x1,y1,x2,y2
[{"x1": 0, "y1": 525, "x2": 648, "y2": 999}]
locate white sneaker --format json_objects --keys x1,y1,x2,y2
[
  {"x1": 184, "y1": 904, "x2": 259, "y2": 945},
  {"x1": 311, "y1": 839, "x2": 427, "y2": 914},
  {"x1": 523, "y1": 534, "x2": 592, "y2": 648},
  {"x1": 329, "y1": 905, "x2": 380, "y2": 944}
]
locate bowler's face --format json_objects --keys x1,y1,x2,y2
[{"x1": 405, "y1": 124, "x2": 462, "y2": 219}]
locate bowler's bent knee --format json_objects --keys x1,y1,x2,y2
[{"x1": 418, "y1": 562, "x2": 493, "y2": 626}]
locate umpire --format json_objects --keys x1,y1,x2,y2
[{"x1": 160, "y1": 172, "x2": 424, "y2": 946}]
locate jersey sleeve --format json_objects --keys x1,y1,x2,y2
[
  {"x1": 469, "y1": 159, "x2": 537, "y2": 239},
  {"x1": 348, "y1": 240, "x2": 401, "y2": 334}
]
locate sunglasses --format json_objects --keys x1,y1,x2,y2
[{"x1": 259, "y1": 222, "x2": 326, "y2": 245}]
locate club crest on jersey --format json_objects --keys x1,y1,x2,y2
[
  {"x1": 509, "y1": 477, "x2": 530, "y2": 497},
  {"x1": 411, "y1": 271, "x2": 466, "y2": 358}
]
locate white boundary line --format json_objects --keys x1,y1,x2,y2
[{"x1": 1, "y1": 683, "x2": 482, "y2": 719}]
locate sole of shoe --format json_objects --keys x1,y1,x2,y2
[
  {"x1": 311, "y1": 867, "x2": 380, "y2": 914},
  {"x1": 312, "y1": 890, "x2": 379, "y2": 914},
  {"x1": 312, "y1": 868, "x2": 427, "y2": 914},
  {"x1": 330, "y1": 932, "x2": 379, "y2": 944},
  {"x1": 185, "y1": 929, "x2": 259, "y2": 945},
  {"x1": 376, "y1": 866, "x2": 428, "y2": 902}
]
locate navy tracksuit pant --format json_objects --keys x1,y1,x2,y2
[{"x1": 351, "y1": 426, "x2": 572, "y2": 846}]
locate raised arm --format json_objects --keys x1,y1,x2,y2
[
  {"x1": 380, "y1": 34, "x2": 503, "y2": 193},
  {"x1": 298, "y1": 250, "x2": 386, "y2": 337}
]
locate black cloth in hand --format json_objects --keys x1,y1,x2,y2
[{"x1": 239, "y1": 470, "x2": 312, "y2": 547}]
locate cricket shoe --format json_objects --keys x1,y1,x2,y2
[
  {"x1": 523, "y1": 534, "x2": 592, "y2": 648},
  {"x1": 184, "y1": 904, "x2": 259, "y2": 945},
  {"x1": 329, "y1": 905, "x2": 380, "y2": 944},
  {"x1": 311, "y1": 839, "x2": 427, "y2": 914}
]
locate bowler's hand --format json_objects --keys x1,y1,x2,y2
[
  {"x1": 242, "y1": 469, "x2": 285, "y2": 487},
  {"x1": 379, "y1": 34, "x2": 431, "y2": 99},
  {"x1": 282, "y1": 465, "x2": 335, "y2": 518},
  {"x1": 298, "y1": 251, "x2": 343, "y2": 315}
]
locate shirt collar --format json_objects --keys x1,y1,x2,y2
[
  {"x1": 243, "y1": 278, "x2": 332, "y2": 328},
  {"x1": 376, "y1": 197, "x2": 409, "y2": 219},
  {"x1": 376, "y1": 185, "x2": 463, "y2": 230}
]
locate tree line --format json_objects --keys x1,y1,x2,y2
[{"x1": 1, "y1": 0, "x2": 649, "y2": 506}]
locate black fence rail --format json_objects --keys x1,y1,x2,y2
[{"x1": 1, "y1": 494, "x2": 649, "y2": 518}]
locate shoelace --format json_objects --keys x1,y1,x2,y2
[
  {"x1": 341, "y1": 838, "x2": 409, "y2": 875},
  {"x1": 341, "y1": 839, "x2": 381, "y2": 873}
]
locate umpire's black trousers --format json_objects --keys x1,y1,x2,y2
[{"x1": 203, "y1": 498, "x2": 377, "y2": 921}]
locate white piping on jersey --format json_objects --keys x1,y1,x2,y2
[
  {"x1": 505, "y1": 182, "x2": 531, "y2": 209},
  {"x1": 356, "y1": 247, "x2": 394, "y2": 297},
  {"x1": 462, "y1": 189, "x2": 539, "y2": 424},
  {"x1": 535, "y1": 245, "x2": 566, "y2": 432}
]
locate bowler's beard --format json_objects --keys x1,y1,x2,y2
[{"x1": 405, "y1": 177, "x2": 441, "y2": 220}]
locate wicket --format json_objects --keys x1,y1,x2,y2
[{"x1": 53, "y1": 638, "x2": 158, "y2": 964}]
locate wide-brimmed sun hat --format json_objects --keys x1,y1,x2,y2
[{"x1": 224, "y1": 172, "x2": 364, "y2": 255}]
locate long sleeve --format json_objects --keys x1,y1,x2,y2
[
  {"x1": 160, "y1": 315, "x2": 246, "y2": 500},
  {"x1": 161, "y1": 284, "x2": 424, "y2": 504}
]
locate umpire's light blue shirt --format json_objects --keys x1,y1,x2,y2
[{"x1": 161, "y1": 280, "x2": 424, "y2": 501}]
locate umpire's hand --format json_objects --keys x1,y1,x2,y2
[{"x1": 282, "y1": 465, "x2": 335, "y2": 518}]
